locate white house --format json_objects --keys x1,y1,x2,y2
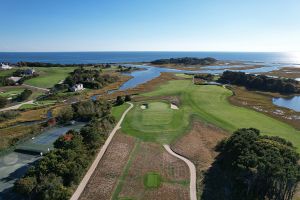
[
  {"x1": 70, "y1": 83, "x2": 84, "y2": 92},
  {"x1": 0, "y1": 63, "x2": 13, "y2": 70}
]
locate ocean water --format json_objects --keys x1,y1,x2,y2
[{"x1": 0, "y1": 52, "x2": 300, "y2": 65}]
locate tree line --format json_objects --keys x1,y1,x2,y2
[
  {"x1": 202, "y1": 128, "x2": 300, "y2": 200},
  {"x1": 151, "y1": 57, "x2": 217, "y2": 65},
  {"x1": 51, "y1": 68, "x2": 118, "y2": 93},
  {"x1": 14, "y1": 99, "x2": 116, "y2": 200},
  {"x1": 218, "y1": 71, "x2": 300, "y2": 94}
]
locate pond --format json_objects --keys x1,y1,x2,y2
[{"x1": 272, "y1": 96, "x2": 300, "y2": 112}]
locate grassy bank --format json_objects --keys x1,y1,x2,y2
[
  {"x1": 24, "y1": 67, "x2": 78, "y2": 88},
  {"x1": 112, "y1": 103, "x2": 130, "y2": 121},
  {"x1": 121, "y1": 80, "x2": 300, "y2": 151}
]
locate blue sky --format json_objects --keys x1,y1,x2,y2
[{"x1": 1, "y1": 0, "x2": 300, "y2": 52}]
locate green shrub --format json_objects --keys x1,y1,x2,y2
[
  {"x1": 17, "y1": 89, "x2": 32, "y2": 101},
  {"x1": 0, "y1": 96, "x2": 7, "y2": 108},
  {"x1": 0, "y1": 110, "x2": 20, "y2": 122}
]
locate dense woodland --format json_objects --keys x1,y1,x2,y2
[
  {"x1": 202, "y1": 128, "x2": 300, "y2": 200},
  {"x1": 151, "y1": 57, "x2": 217, "y2": 65},
  {"x1": 14, "y1": 99, "x2": 116, "y2": 200},
  {"x1": 194, "y1": 73, "x2": 215, "y2": 81},
  {"x1": 218, "y1": 71, "x2": 300, "y2": 94},
  {"x1": 116, "y1": 65, "x2": 139, "y2": 72},
  {"x1": 62, "y1": 68, "x2": 118, "y2": 90}
]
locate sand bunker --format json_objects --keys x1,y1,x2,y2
[
  {"x1": 141, "y1": 105, "x2": 146, "y2": 109},
  {"x1": 171, "y1": 104, "x2": 179, "y2": 110}
]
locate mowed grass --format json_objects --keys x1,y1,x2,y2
[
  {"x1": 142, "y1": 102, "x2": 174, "y2": 125},
  {"x1": 24, "y1": 67, "x2": 78, "y2": 88},
  {"x1": 122, "y1": 80, "x2": 300, "y2": 151},
  {"x1": 0, "y1": 69, "x2": 16, "y2": 77},
  {"x1": 175, "y1": 73, "x2": 193, "y2": 79},
  {"x1": 144, "y1": 172, "x2": 162, "y2": 188},
  {"x1": 112, "y1": 103, "x2": 130, "y2": 121},
  {"x1": 19, "y1": 100, "x2": 56, "y2": 110},
  {"x1": 0, "y1": 88, "x2": 24, "y2": 98},
  {"x1": 122, "y1": 101, "x2": 187, "y2": 143}
]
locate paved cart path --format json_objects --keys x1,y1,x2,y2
[
  {"x1": 0, "y1": 100, "x2": 34, "y2": 112},
  {"x1": 163, "y1": 144, "x2": 197, "y2": 200},
  {"x1": 70, "y1": 102, "x2": 133, "y2": 200}
]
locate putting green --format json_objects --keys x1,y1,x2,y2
[
  {"x1": 142, "y1": 102, "x2": 174, "y2": 125},
  {"x1": 122, "y1": 101, "x2": 186, "y2": 143},
  {"x1": 122, "y1": 80, "x2": 300, "y2": 151},
  {"x1": 144, "y1": 172, "x2": 161, "y2": 188}
]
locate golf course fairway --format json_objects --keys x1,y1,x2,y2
[{"x1": 121, "y1": 80, "x2": 300, "y2": 151}]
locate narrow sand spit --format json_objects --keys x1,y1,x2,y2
[{"x1": 171, "y1": 104, "x2": 179, "y2": 110}]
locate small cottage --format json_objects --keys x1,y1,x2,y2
[{"x1": 70, "y1": 83, "x2": 84, "y2": 92}]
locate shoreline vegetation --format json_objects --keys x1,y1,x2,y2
[{"x1": 218, "y1": 71, "x2": 300, "y2": 94}]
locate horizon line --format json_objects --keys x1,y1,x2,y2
[{"x1": 0, "y1": 50, "x2": 294, "y2": 53}]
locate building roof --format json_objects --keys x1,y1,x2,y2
[
  {"x1": 8, "y1": 76, "x2": 22, "y2": 82},
  {"x1": 0, "y1": 63, "x2": 12, "y2": 69}
]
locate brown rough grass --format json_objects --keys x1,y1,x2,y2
[
  {"x1": 79, "y1": 132, "x2": 136, "y2": 200},
  {"x1": 118, "y1": 142, "x2": 190, "y2": 200},
  {"x1": 263, "y1": 67, "x2": 300, "y2": 79},
  {"x1": 172, "y1": 121, "x2": 228, "y2": 195}
]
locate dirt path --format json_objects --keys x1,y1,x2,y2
[
  {"x1": 0, "y1": 100, "x2": 34, "y2": 112},
  {"x1": 70, "y1": 102, "x2": 133, "y2": 200},
  {"x1": 163, "y1": 144, "x2": 197, "y2": 200}
]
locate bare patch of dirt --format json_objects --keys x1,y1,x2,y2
[
  {"x1": 79, "y1": 132, "x2": 136, "y2": 200},
  {"x1": 118, "y1": 142, "x2": 190, "y2": 200}
]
